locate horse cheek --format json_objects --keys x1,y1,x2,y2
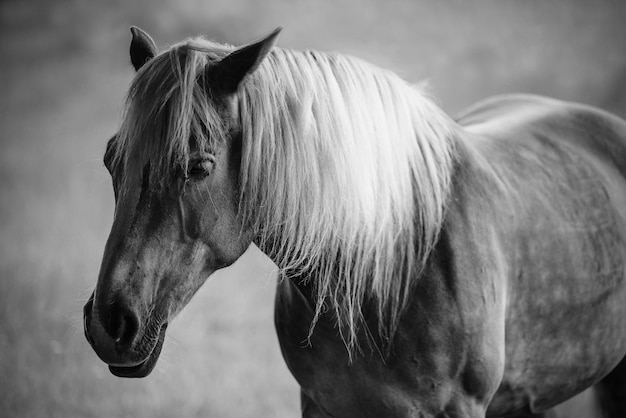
[{"x1": 199, "y1": 199, "x2": 220, "y2": 242}]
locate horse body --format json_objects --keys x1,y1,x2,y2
[
  {"x1": 83, "y1": 28, "x2": 626, "y2": 417},
  {"x1": 276, "y1": 95, "x2": 626, "y2": 417},
  {"x1": 464, "y1": 96, "x2": 626, "y2": 415}
]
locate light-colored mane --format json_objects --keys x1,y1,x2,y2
[{"x1": 112, "y1": 37, "x2": 457, "y2": 352}]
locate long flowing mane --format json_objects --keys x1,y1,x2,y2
[{"x1": 111, "y1": 36, "x2": 457, "y2": 352}]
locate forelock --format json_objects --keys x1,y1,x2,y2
[{"x1": 111, "y1": 37, "x2": 234, "y2": 193}]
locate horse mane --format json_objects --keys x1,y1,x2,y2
[{"x1": 111, "y1": 36, "x2": 457, "y2": 353}]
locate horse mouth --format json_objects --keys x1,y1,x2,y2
[{"x1": 108, "y1": 324, "x2": 168, "y2": 378}]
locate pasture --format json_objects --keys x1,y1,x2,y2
[{"x1": 1, "y1": 1, "x2": 625, "y2": 416}]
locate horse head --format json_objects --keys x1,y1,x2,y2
[{"x1": 83, "y1": 27, "x2": 280, "y2": 377}]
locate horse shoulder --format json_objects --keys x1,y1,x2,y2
[{"x1": 274, "y1": 250, "x2": 506, "y2": 417}]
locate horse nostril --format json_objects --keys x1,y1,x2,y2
[
  {"x1": 108, "y1": 304, "x2": 139, "y2": 347},
  {"x1": 83, "y1": 293, "x2": 95, "y2": 345}
]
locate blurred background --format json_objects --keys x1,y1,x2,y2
[{"x1": 1, "y1": 0, "x2": 625, "y2": 417}]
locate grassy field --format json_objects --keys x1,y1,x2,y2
[{"x1": 1, "y1": 1, "x2": 625, "y2": 417}]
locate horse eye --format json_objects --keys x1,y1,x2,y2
[{"x1": 187, "y1": 159, "x2": 213, "y2": 179}]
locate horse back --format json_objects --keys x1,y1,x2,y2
[{"x1": 455, "y1": 94, "x2": 626, "y2": 415}]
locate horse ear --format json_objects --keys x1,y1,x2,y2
[
  {"x1": 213, "y1": 27, "x2": 282, "y2": 93},
  {"x1": 130, "y1": 26, "x2": 158, "y2": 71}
]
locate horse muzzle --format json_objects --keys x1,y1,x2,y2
[{"x1": 83, "y1": 291, "x2": 168, "y2": 378}]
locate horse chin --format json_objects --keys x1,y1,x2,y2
[{"x1": 108, "y1": 324, "x2": 167, "y2": 378}]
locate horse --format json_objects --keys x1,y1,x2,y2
[{"x1": 83, "y1": 26, "x2": 626, "y2": 417}]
